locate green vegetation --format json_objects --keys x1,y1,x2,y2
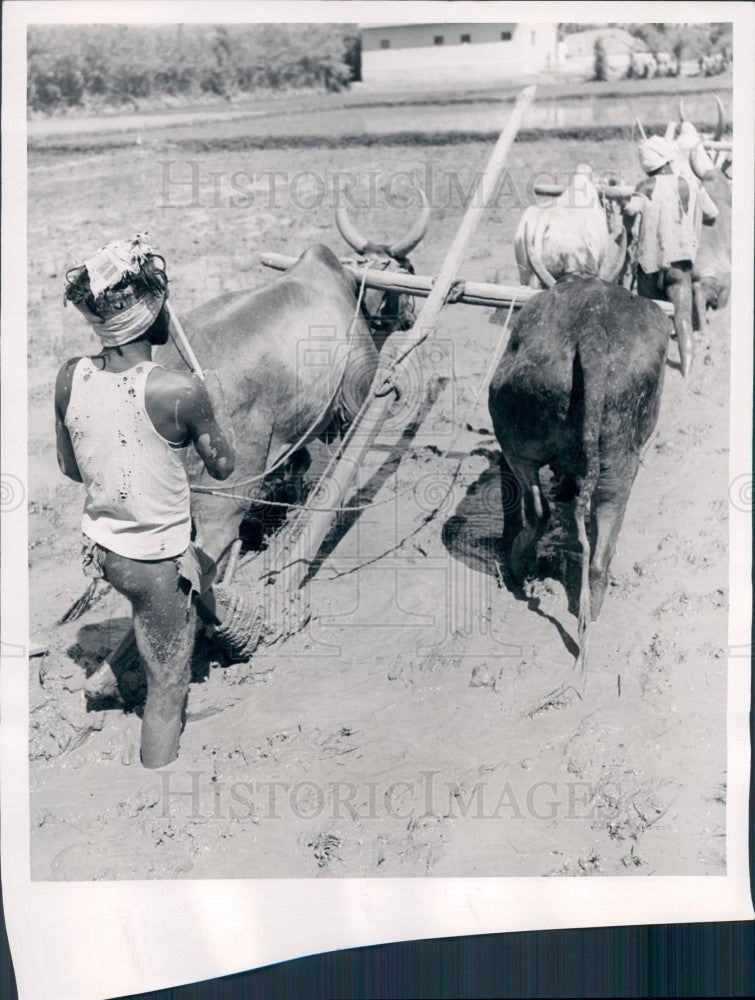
[{"x1": 28, "y1": 24, "x2": 358, "y2": 112}]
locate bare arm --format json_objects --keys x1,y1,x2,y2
[
  {"x1": 54, "y1": 359, "x2": 83, "y2": 483},
  {"x1": 180, "y1": 372, "x2": 236, "y2": 481}
]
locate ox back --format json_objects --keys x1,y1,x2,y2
[
  {"x1": 487, "y1": 277, "x2": 668, "y2": 669},
  {"x1": 154, "y1": 245, "x2": 379, "y2": 564}
]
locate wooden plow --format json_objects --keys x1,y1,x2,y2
[
  {"x1": 259, "y1": 252, "x2": 675, "y2": 318},
  {"x1": 215, "y1": 84, "x2": 541, "y2": 657}
]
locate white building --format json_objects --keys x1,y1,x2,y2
[{"x1": 360, "y1": 23, "x2": 558, "y2": 87}]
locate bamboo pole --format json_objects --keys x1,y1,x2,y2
[
  {"x1": 259, "y1": 252, "x2": 676, "y2": 317},
  {"x1": 166, "y1": 301, "x2": 204, "y2": 380},
  {"x1": 279, "y1": 85, "x2": 537, "y2": 594}
]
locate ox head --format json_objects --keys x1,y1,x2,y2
[
  {"x1": 335, "y1": 187, "x2": 430, "y2": 344},
  {"x1": 673, "y1": 96, "x2": 731, "y2": 179}
]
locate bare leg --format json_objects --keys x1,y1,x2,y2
[
  {"x1": 665, "y1": 267, "x2": 694, "y2": 378},
  {"x1": 103, "y1": 552, "x2": 197, "y2": 769},
  {"x1": 133, "y1": 579, "x2": 196, "y2": 769}
]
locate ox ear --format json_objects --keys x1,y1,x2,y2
[
  {"x1": 714, "y1": 95, "x2": 725, "y2": 141},
  {"x1": 387, "y1": 188, "x2": 431, "y2": 259},
  {"x1": 690, "y1": 141, "x2": 714, "y2": 180}
]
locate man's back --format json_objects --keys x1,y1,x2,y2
[{"x1": 64, "y1": 357, "x2": 191, "y2": 559}]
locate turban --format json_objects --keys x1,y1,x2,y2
[
  {"x1": 68, "y1": 233, "x2": 167, "y2": 347},
  {"x1": 637, "y1": 136, "x2": 675, "y2": 174}
]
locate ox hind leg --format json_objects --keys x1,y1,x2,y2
[
  {"x1": 500, "y1": 453, "x2": 550, "y2": 583},
  {"x1": 573, "y1": 472, "x2": 634, "y2": 679},
  {"x1": 588, "y1": 464, "x2": 637, "y2": 622}
]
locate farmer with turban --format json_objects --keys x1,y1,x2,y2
[
  {"x1": 56, "y1": 234, "x2": 235, "y2": 768},
  {"x1": 623, "y1": 136, "x2": 718, "y2": 376}
]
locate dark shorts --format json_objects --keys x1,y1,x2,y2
[{"x1": 81, "y1": 536, "x2": 216, "y2": 597}]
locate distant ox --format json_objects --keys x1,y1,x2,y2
[
  {"x1": 488, "y1": 277, "x2": 668, "y2": 674},
  {"x1": 671, "y1": 100, "x2": 732, "y2": 328}
]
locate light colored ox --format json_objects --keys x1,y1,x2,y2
[{"x1": 513, "y1": 164, "x2": 629, "y2": 290}]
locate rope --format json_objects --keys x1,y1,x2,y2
[
  {"x1": 193, "y1": 293, "x2": 518, "y2": 516},
  {"x1": 190, "y1": 261, "x2": 375, "y2": 498}
]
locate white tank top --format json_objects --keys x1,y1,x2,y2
[
  {"x1": 65, "y1": 357, "x2": 191, "y2": 560},
  {"x1": 637, "y1": 172, "x2": 702, "y2": 273}
]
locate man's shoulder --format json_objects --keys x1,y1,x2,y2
[
  {"x1": 146, "y1": 365, "x2": 206, "y2": 416},
  {"x1": 148, "y1": 364, "x2": 201, "y2": 394}
]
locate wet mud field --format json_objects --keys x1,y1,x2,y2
[{"x1": 27, "y1": 119, "x2": 729, "y2": 879}]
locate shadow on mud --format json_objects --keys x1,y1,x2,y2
[
  {"x1": 69, "y1": 616, "x2": 219, "y2": 714},
  {"x1": 301, "y1": 376, "x2": 449, "y2": 584},
  {"x1": 440, "y1": 448, "x2": 582, "y2": 658}
]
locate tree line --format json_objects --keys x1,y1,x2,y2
[{"x1": 28, "y1": 24, "x2": 360, "y2": 112}]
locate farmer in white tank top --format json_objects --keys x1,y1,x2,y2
[
  {"x1": 623, "y1": 136, "x2": 718, "y2": 377},
  {"x1": 55, "y1": 235, "x2": 235, "y2": 768}
]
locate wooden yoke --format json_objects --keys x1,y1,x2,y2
[{"x1": 277, "y1": 85, "x2": 538, "y2": 596}]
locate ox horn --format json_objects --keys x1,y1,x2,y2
[
  {"x1": 678, "y1": 98, "x2": 687, "y2": 122},
  {"x1": 713, "y1": 95, "x2": 725, "y2": 141},
  {"x1": 524, "y1": 218, "x2": 556, "y2": 289},
  {"x1": 664, "y1": 121, "x2": 677, "y2": 141},
  {"x1": 335, "y1": 196, "x2": 371, "y2": 254},
  {"x1": 387, "y1": 188, "x2": 431, "y2": 259}
]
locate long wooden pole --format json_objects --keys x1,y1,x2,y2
[
  {"x1": 279, "y1": 85, "x2": 537, "y2": 594},
  {"x1": 259, "y1": 253, "x2": 675, "y2": 317}
]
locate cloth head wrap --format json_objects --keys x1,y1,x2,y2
[
  {"x1": 637, "y1": 136, "x2": 675, "y2": 174},
  {"x1": 69, "y1": 234, "x2": 167, "y2": 347}
]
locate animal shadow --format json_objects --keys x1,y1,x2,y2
[{"x1": 440, "y1": 449, "x2": 582, "y2": 657}]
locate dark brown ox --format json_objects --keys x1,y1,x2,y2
[
  {"x1": 488, "y1": 278, "x2": 667, "y2": 674},
  {"x1": 513, "y1": 164, "x2": 629, "y2": 289},
  {"x1": 154, "y1": 194, "x2": 430, "y2": 571}
]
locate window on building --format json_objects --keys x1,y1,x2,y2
[
  {"x1": 380, "y1": 39, "x2": 390, "y2": 50},
  {"x1": 460, "y1": 33, "x2": 471, "y2": 44},
  {"x1": 500, "y1": 31, "x2": 512, "y2": 41},
  {"x1": 434, "y1": 35, "x2": 444, "y2": 45}
]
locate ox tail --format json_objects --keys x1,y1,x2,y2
[{"x1": 573, "y1": 320, "x2": 609, "y2": 680}]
